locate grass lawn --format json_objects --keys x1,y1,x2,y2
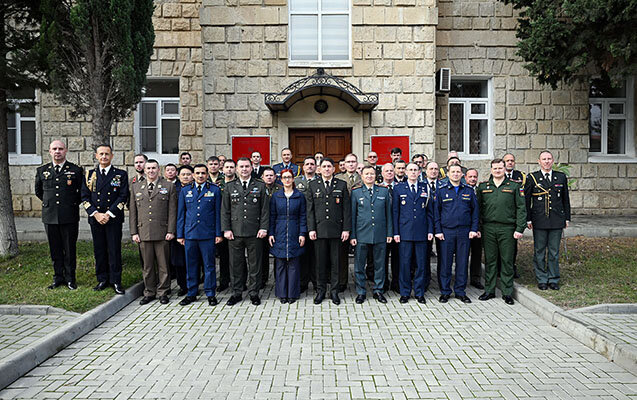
[
  {"x1": 515, "y1": 236, "x2": 637, "y2": 310},
  {"x1": 0, "y1": 241, "x2": 142, "y2": 313}
]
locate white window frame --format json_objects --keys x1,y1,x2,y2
[
  {"x1": 8, "y1": 97, "x2": 41, "y2": 166},
  {"x1": 588, "y1": 77, "x2": 636, "y2": 162},
  {"x1": 288, "y1": 0, "x2": 352, "y2": 68},
  {"x1": 447, "y1": 78, "x2": 494, "y2": 160},
  {"x1": 134, "y1": 96, "x2": 181, "y2": 165}
]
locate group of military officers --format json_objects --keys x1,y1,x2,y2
[{"x1": 36, "y1": 140, "x2": 571, "y2": 307}]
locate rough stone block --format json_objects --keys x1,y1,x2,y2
[{"x1": 163, "y1": 3, "x2": 181, "y2": 18}]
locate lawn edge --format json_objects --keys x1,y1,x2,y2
[{"x1": 0, "y1": 281, "x2": 144, "y2": 391}]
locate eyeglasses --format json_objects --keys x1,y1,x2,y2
[
  {"x1": 281, "y1": 176, "x2": 294, "y2": 180},
  {"x1": 368, "y1": 155, "x2": 377, "y2": 158}
]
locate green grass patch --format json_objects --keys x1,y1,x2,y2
[
  {"x1": 0, "y1": 241, "x2": 142, "y2": 313},
  {"x1": 516, "y1": 237, "x2": 637, "y2": 310}
]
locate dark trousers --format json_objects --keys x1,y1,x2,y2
[
  {"x1": 229, "y1": 236, "x2": 262, "y2": 297},
  {"x1": 261, "y1": 238, "x2": 271, "y2": 287},
  {"x1": 338, "y1": 242, "x2": 349, "y2": 288},
  {"x1": 216, "y1": 239, "x2": 231, "y2": 287},
  {"x1": 185, "y1": 238, "x2": 217, "y2": 297},
  {"x1": 315, "y1": 238, "x2": 340, "y2": 294},
  {"x1": 439, "y1": 228, "x2": 470, "y2": 296},
  {"x1": 274, "y1": 257, "x2": 301, "y2": 299},
  {"x1": 300, "y1": 239, "x2": 317, "y2": 289},
  {"x1": 169, "y1": 239, "x2": 187, "y2": 291},
  {"x1": 45, "y1": 222, "x2": 79, "y2": 285},
  {"x1": 426, "y1": 238, "x2": 442, "y2": 290},
  {"x1": 532, "y1": 228, "x2": 562, "y2": 284},
  {"x1": 384, "y1": 241, "x2": 400, "y2": 291},
  {"x1": 90, "y1": 222, "x2": 123, "y2": 285},
  {"x1": 399, "y1": 240, "x2": 428, "y2": 297},
  {"x1": 469, "y1": 236, "x2": 482, "y2": 284},
  {"x1": 354, "y1": 243, "x2": 386, "y2": 295}
]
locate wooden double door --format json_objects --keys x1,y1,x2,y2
[{"x1": 289, "y1": 128, "x2": 352, "y2": 165}]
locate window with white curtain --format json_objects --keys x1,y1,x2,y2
[
  {"x1": 135, "y1": 80, "x2": 180, "y2": 161},
  {"x1": 448, "y1": 79, "x2": 493, "y2": 158},
  {"x1": 8, "y1": 87, "x2": 40, "y2": 165},
  {"x1": 289, "y1": 0, "x2": 350, "y2": 66}
]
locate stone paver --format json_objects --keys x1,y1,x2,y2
[
  {"x1": 0, "y1": 314, "x2": 77, "y2": 360},
  {"x1": 1, "y1": 277, "x2": 636, "y2": 400},
  {"x1": 570, "y1": 313, "x2": 637, "y2": 348}
]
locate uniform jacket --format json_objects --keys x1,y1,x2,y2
[
  {"x1": 306, "y1": 176, "x2": 351, "y2": 239},
  {"x1": 129, "y1": 177, "x2": 178, "y2": 241},
  {"x1": 81, "y1": 166, "x2": 129, "y2": 225},
  {"x1": 265, "y1": 183, "x2": 283, "y2": 197},
  {"x1": 434, "y1": 182, "x2": 479, "y2": 232},
  {"x1": 351, "y1": 185, "x2": 392, "y2": 244},
  {"x1": 35, "y1": 161, "x2": 83, "y2": 225},
  {"x1": 524, "y1": 170, "x2": 571, "y2": 229},
  {"x1": 392, "y1": 181, "x2": 434, "y2": 241},
  {"x1": 335, "y1": 171, "x2": 363, "y2": 193},
  {"x1": 272, "y1": 162, "x2": 300, "y2": 179},
  {"x1": 294, "y1": 175, "x2": 316, "y2": 194},
  {"x1": 269, "y1": 189, "x2": 307, "y2": 259},
  {"x1": 251, "y1": 165, "x2": 265, "y2": 179},
  {"x1": 221, "y1": 178, "x2": 270, "y2": 236},
  {"x1": 476, "y1": 177, "x2": 526, "y2": 233},
  {"x1": 177, "y1": 181, "x2": 222, "y2": 240}
]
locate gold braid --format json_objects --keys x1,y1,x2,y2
[{"x1": 529, "y1": 173, "x2": 550, "y2": 217}]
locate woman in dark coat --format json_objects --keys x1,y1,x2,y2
[{"x1": 268, "y1": 169, "x2": 307, "y2": 303}]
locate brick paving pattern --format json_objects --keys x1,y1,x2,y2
[
  {"x1": 0, "y1": 315, "x2": 77, "y2": 361},
  {"x1": 571, "y1": 313, "x2": 637, "y2": 348}
]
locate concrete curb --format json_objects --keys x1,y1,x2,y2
[
  {"x1": 513, "y1": 283, "x2": 637, "y2": 375},
  {"x1": 569, "y1": 303, "x2": 637, "y2": 314},
  {"x1": 0, "y1": 305, "x2": 79, "y2": 316},
  {"x1": 0, "y1": 282, "x2": 144, "y2": 391}
]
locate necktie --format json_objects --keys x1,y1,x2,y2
[
  {"x1": 544, "y1": 173, "x2": 550, "y2": 182},
  {"x1": 55, "y1": 165, "x2": 60, "y2": 174},
  {"x1": 430, "y1": 181, "x2": 435, "y2": 192},
  {"x1": 411, "y1": 184, "x2": 416, "y2": 194},
  {"x1": 197, "y1": 185, "x2": 202, "y2": 194},
  {"x1": 101, "y1": 168, "x2": 107, "y2": 178},
  {"x1": 325, "y1": 180, "x2": 330, "y2": 192},
  {"x1": 243, "y1": 181, "x2": 248, "y2": 191},
  {"x1": 369, "y1": 188, "x2": 373, "y2": 197},
  {"x1": 148, "y1": 182, "x2": 154, "y2": 193},
  {"x1": 507, "y1": 173, "x2": 511, "y2": 179}
]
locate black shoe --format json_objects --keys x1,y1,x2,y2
[
  {"x1": 217, "y1": 283, "x2": 229, "y2": 293},
  {"x1": 374, "y1": 293, "x2": 388, "y2": 304},
  {"x1": 399, "y1": 296, "x2": 409, "y2": 303},
  {"x1": 314, "y1": 292, "x2": 325, "y2": 305},
  {"x1": 159, "y1": 296, "x2": 169, "y2": 304},
  {"x1": 242, "y1": 285, "x2": 248, "y2": 291},
  {"x1": 331, "y1": 292, "x2": 341, "y2": 305},
  {"x1": 226, "y1": 295, "x2": 242, "y2": 306},
  {"x1": 478, "y1": 292, "x2": 495, "y2": 301},
  {"x1": 548, "y1": 282, "x2": 559, "y2": 290},
  {"x1": 179, "y1": 296, "x2": 197, "y2": 306},
  {"x1": 208, "y1": 296, "x2": 218, "y2": 306},
  {"x1": 538, "y1": 283, "x2": 548, "y2": 290},
  {"x1": 177, "y1": 288, "x2": 188, "y2": 296},
  {"x1": 93, "y1": 281, "x2": 109, "y2": 291},
  {"x1": 338, "y1": 284, "x2": 346, "y2": 293},
  {"x1": 280, "y1": 298, "x2": 288, "y2": 304},
  {"x1": 139, "y1": 296, "x2": 156, "y2": 305},
  {"x1": 47, "y1": 281, "x2": 64, "y2": 290},
  {"x1": 113, "y1": 283, "x2": 125, "y2": 295},
  {"x1": 288, "y1": 298, "x2": 297, "y2": 304},
  {"x1": 503, "y1": 295, "x2": 515, "y2": 305},
  {"x1": 470, "y1": 281, "x2": 484, "y2": 290},
  {"x1": 355, "y1": 295, "x2": 366, "y2": 304},
  {"x1": 416, "y1": 296, "x2": 427, "y2": 304},
  {"x1": 456, "y1": 295, "x2": 472, "y2": 304},
  {"x1": 438, "y1": 294, "x2": 450, "y2": 303},
  {"x1": 67, "y1": 282, "x2": 77, "y2": 290},
  {"x1": 250, "y1": 295, "x2": 261, "y2": 306}
]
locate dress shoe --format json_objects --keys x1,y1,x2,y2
[
  {"x1": 113, "y1": 283, "x2": 125, "y2": 295},
  {"x1": 331, "y1": 292, "x2": 341, "y2": 305},
  {"x1": 548, "y1": 282, "x2": 559, "y2": 291},
  {"x1": 217, "y1": 283, "x2": 229, "y2": 293},
  {"x1": 179, "y1": 296, "x2": 197, "y2": 306},
  {"x1": 314, "y1": 292, "x2": 325, "y2": 305},
  {"x1": 538, "y1": 283, "x2": 548, "y2": 290},
  {"x1": 226, "y1": 295, "x2": 242, "y2": 306},
  {"x1": 399, "y1": 296, "x2": 409, "y2": 303},
  {"x1": 159, "y1": 296, "x2": 169, "y2": 304},
  {"x1": 250, "y1": 295, "x2": 261, "y2": 306},
  {"x1": 478, "y1": 292, "x2": 495, "y2": 301},
  {"x1": 67, "y1": 282, "x2": 77, "y2": 290},
  {"x1": 177, "y1": 288, "x2": 188, "y2": 296},
  {"x1": 438, "y1": 294, "x2": 450, "y2": 303},
  {"x1": 139, "y1": 296, "x2": 156, "y2": 305},
  {"x1": 374, "y1": 293, "x2": 388, "y2": 304},
  {"x1": 470, "y1": 281, "x2": 484, "y2": 290},
  {"x1": 208, "y1": 296, "x2": 218, "y2": 306},
  {"x1": 93, "y1": 281, "x2": 109, "y2": 291},
  {"x1": 355, "y1": 295, "x2": 366, "y2": 304},
  {"x1": 502, "y1": 295, "x2": 515, "y2": 305},
  {"x1": 456, "y1": 295, "x2": 472, "y2": 304},
  {"x1": 288, "y1": 298, "x2": 297, "y2": 304},
  {"x1": 280, "y1": 298, "x2": 288, "y2": 304},
  {"x1": 417, "y1": 296, "x2": 427, "y2": 304},
  {"x1": 47, "y1": 282, "x2": 64, "y2": 290}
]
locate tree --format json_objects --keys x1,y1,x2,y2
[
  {"x1": 504, "y1": 0, "x2": 637, "y2": 88},
  {"x1": 39, "y1": 0, "x2": 155, "y2": 148},
  {"x1": 0, "y1": 0, "x2": 48, "y2": 257}
]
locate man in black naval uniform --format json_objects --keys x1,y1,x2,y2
[
  {"x1": 525, "y1": 150, "x2": 571, "y2": 291},
  {"x1": 81, "y1": 144, "x2": 129, "y2": 294},
  {"x1": 306, "y1": 158, "x2": 351, "y2": 305},
  {"x1": 35, "y1": 140, "x2": 83, "y2": 290}
]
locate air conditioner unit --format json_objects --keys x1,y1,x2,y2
[{"x1": 436, "y1": 68, "x2": 451, "y2": 93}]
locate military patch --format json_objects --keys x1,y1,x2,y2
[
  {"x1": 443, "y1": 198, "x2": 453, "y2": 202},
  {"x1": 253, "y1": 198, "x2": 258, "y2": 203},
  {"x1": 117, "y1": 202, "x2": 124, "y2": 210},
  {"x1": 160, "y1": 188, "x2": 169, "y2": 195},
  {"x1": 43, "y1": 171, "x2": 51, "y2": 179},
  {"x1": 335, "y1": 198, "x2": 340, "y2": 204},
  {"x1": 186, "y1": 191, "x2": 194, "y2": 198},
  {"x1": 204, "y1": 191, "x2": 214, "y2": 197},
  {"x1": 136, "y1": 192, "x2": 142, "y2": 197},
  {"x1": 519, "y1": 187, "x2": 525, "y2": 196},
  {"x1": 111, "y1": 175, "x2": 121, "y2": 187},
  {"x1": 482, "y1": 190, "x2": 493, "y2": 193},
  {"x1": 502, "y1": 189, "x2": 513, "y2": 193},
  {"x1": 82, "y1": 201, "x2": 91, "y2": 210},
  {"x1": 420, "y1": 192, "x2": 427, "y2": 197}
]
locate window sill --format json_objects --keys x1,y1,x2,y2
[
  {"x1": 9, "y1": 154, "x2": 42, "y2": 166},
  {"x1": 144, "y1": 153, "x2": 180, "y2": 166},
  {"x1": 457, "y1": 154, "x2": 492, "y2": 161},
  {"x1": 588, "y1": 155, "x2": 637, "y2": 163},
  {"x1": 288, "y1": 61, "x2": 352, "y2": 69}
]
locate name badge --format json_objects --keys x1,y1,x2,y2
[{"x1": 186, "y1": 190, "x2": 193, "y2": 198}]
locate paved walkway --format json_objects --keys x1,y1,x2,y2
[
  {"x1": 0, "y1": 314, "x2": 77, "y2": 361},
  {"x1": 1, "y1": 282, "x2": 635, "y2": 399},
  {"x1": 569, "y1": 313, "x2": 637, "y2": 348}
]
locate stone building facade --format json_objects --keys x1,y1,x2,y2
[{"x1": 8, "y1": 0, "x2": 637, "y2": 215}]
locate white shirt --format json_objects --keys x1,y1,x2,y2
[
  {"x1": 99, "y1": 165, "x2": 112, "y2": 176},
  {"x1": 240, "y1": 178, "x2": 251, "y2": 188},
  {"x1": 53, "y1": 161, "x2": 66, "y2": 171},
  {"x1": 541, "y1": 170, "x2": 552, "y2": 182}
]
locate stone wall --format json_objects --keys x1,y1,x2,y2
[
  {"x1": 11, "y1": 0, "x2": 204, "y2": 215},
  {"x1": 435, "y1": 0, "x2": 637, "y2": 215}
]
